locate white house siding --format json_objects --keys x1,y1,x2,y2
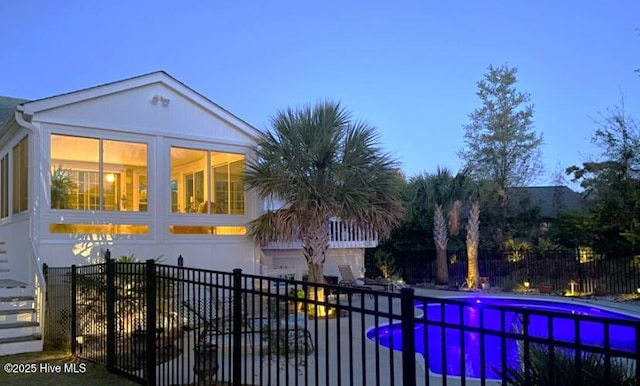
[
  {"x1": 0, "y1": 217, "x2": 30, "y2": 283},
  {"x1": 31, "y1": 82, "x2": 256, "y2": 146},
  {"x1": 14, "y1": 72, "x2": 261, "y2": 273},
  {"x1": 260, "y1": 248, "x2": 366, "y2": 281},
  {"x1": 38, "y1": 238, "x2": 258, "y2": 273}
]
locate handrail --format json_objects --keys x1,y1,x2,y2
[
  {"x1": 262, "y1": 218, "x2": 378, "y2": 249},
  {"x1": 29, "y1": 240, "x2": 46, "y2": 339}
]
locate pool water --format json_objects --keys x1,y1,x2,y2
[{"x1": 366, "y1": 297, "x2": 638, "y2": 380}]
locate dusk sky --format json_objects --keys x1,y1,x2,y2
[{"x1": 1, "y1": 1, "x2": 639, "y2": 186}]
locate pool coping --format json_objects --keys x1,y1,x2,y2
[{"x1": 411, "y1": 287, "x2": 640, "y2": 318}]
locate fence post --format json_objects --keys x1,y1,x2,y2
[
  {"x1": 146, "y1": 259, "x2": 157, "y2": 386},
  {"x1": 70, "y1": 265, "x2": 77, "y2": 355},
  {"x1": 42, "y1": 264, "x2": 49, "y2": 302},
  {"x1": 577, "y1": 249, "x2": 584, "y2": 293},
  {"x1": 400, "y1": 287, "x2": 416, "y2": 386},
  {"x1": 232, "y1": 268, "x2": 242, "y2": 386},
  {"x1": 106, "y1": 253, "x2": 116, "y2": 371}
]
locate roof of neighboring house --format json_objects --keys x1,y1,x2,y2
[
  {"x1": 0, "y1": 96, "x2": 29, "y2": 128},
  {"x1": 509, "y1": 185, "x2": 585, "y2": 219}
]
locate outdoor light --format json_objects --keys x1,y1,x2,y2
[
  {"x1": 151, "y1": 94, "x2": 171, "y2": 106},
  {"x1": 523, "y1": 281, "x2": 531, "y2": 289},
  {"x1": 567, "y1": 280, "x2": 579, "y2": 296},
  {"x1": 76, "y1": 335, "x2": 84, "y2": 354},
  {"x1": 637, "y1": 287, "x2": 640, "y2": 294},
  {"x1": 105, "y1": 173, "x2": 115, "y2": 183}
]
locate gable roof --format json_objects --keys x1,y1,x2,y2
[
  {"x1": 0, "y1": 96, "x2": 29, "y2": 128},
  {"x1": 509, "y1": 186, "x2": 586, "y2": 218},
  {"x1": 15, "y1": 71, "x2": 261, "y2": 140}
]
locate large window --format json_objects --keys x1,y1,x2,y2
[
  {"x1": 12, "y1": 136, "x2": 28, "y2": 214},
  {"x1": 50, "y1": 134, "x2": 148, "y2": 211},
  {"x1": 170, "y1": 147, "x2": 245, "y2": 215}
]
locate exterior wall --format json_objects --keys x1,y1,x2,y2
[
  {"x1": 34, "y1": 120, "x2": 260, "y2": 272},
  {"x1": 1, "y1": 73, "x2": 263, "y2": 274},
  {"x1": 28, "y1": 80, "x2": 256, "y2": 146},
  {"x1": 261, "y1": 248, "x2": 366, "y2": 280},
  {"x1": 0, "y1": 217, "x2": 30, "y2": 283},
  {"x1": 39, "y1": 238, "x2": 258, "y2": 273}
]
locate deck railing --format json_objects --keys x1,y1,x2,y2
[{"x1": 261, "y1": 217, "x2": 379, "y2": 249}]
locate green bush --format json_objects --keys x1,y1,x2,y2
[{"x1": 502, "y1": 343, "x2": 636, "y2": 386}]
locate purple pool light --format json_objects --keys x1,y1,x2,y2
[{"x1": 366, "y1": 297, "x2": 639, "y2": 380}]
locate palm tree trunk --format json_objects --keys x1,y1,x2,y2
[
  {"x1": 301, "y1": 221, "x2": 331, "y2": 317},
  {"x1": 302, "y1": 221, "x2": 330, "y2": 283},
  {"x1": 307, "y1": 261, "x2": 325, "y2": 284},
  {"x1": 433, "y1": 204, "x2": 449, "y2": 285},
  {"x1": 466, "y1": 201, "x2": 481, "y2": 289}
]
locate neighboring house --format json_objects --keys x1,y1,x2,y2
[
  {"x1": 511, "y1": 185, "x2": 586, "y2": 239},
  {"x1": 0, "y1": 72, "x2": 376, "y2": 354},
  {"x1": 509, "y1": 186, "x2": 586, "y2": 220}
]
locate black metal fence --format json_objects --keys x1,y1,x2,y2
[
  {"x1": 396, "y1": 249, "x2": 640, "y2": 295},
  {"x1": 48, "y1": 253, "x2": 640, "y2": 385}
]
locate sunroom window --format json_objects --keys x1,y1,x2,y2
[
  {"x1": 1, "y1": 155, "x2": 8, "y2": 218},
  {"x1": 12, "y1": 136, "x2": 29, "y2": 214},
  {"x1": 170, "y1": 147, "x2": 245, "y2": 215},
  {"x1": 50, "y1": 134, "x2": 148, "y2": 211}
]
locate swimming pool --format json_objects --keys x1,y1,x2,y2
[{"x1": 366, "y1": 297, "x2": 639, "y2": 380}]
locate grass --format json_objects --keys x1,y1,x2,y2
[{"x1": 0, "y1": 351, "x2": 138, "y2": 386}]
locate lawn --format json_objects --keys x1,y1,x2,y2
[{"x1": 0, "y1": 351, "x2": 138, "y2": 386}]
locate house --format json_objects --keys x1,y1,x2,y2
[
  {"x1": 509, "y1": 186, "x2": 586, "y2": 220},
  {"x1": 0, "y1": 72, "x2": 377, "y2": 354}
]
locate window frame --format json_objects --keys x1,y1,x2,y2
[
  {"x1": 0, "y1": 154, "x2": 8, "y2": 219},
  {"x1": 169, "y1": 144, "x2": 247, "y2": 216},
  {"x1": 49, "y1": 132, "x2": 150, "y2": 213},
  {"x1": 12, "y1": 135, "x2": 29, "y2": 214}
]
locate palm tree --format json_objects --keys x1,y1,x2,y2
[
  {"x1": 245, "y1": 101, "x2": 405, "y2": 283},
  {"x1": 433, "y1": 204, "x2": 449, "y2": 284},
  {"x1": 466, "y1": 200, "x2": 481, "y2": 289},
  {"x1": 417, "y1": 167, "x2": 471, "y2": 285}
]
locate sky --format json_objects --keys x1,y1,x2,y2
[{"x1": 1, "y1": 1, "x2": 639, "y2": 186}]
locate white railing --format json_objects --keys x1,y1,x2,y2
[
  {"x1": 261, "y1": 218, "x2": 378, "y2": 249},
  {"x1": 30, "y1": 241, "x2": 46, "y2": 340}
]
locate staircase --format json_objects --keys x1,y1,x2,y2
[{"x1": 0, "y1": 280, "x2": 43, "y2": 355}]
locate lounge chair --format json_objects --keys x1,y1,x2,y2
[{"x1": 337, "y1": 265, "x2": 389, "y2": 292}]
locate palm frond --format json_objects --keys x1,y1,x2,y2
[{"x1": 246, "y1": 101, "x2": 404, "y2": 246}]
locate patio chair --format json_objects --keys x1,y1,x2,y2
[
  {"x1": 181, "y1": 294, "x2": 252, "y2": 338},
  {"x1": 337, "y1": 265, "x2": 389, "y2": 292}
]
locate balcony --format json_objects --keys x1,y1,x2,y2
[{"x1": 260, "y1": 218, "x2": 379, "y2": 249}]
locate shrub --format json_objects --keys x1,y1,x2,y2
[{"x1": 502, "y1": 343, "x2": 636, "y2": 386}]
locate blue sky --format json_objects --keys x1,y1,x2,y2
[{"x1": 1, "y1": 1, "x2": 639, "y2": 186}]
